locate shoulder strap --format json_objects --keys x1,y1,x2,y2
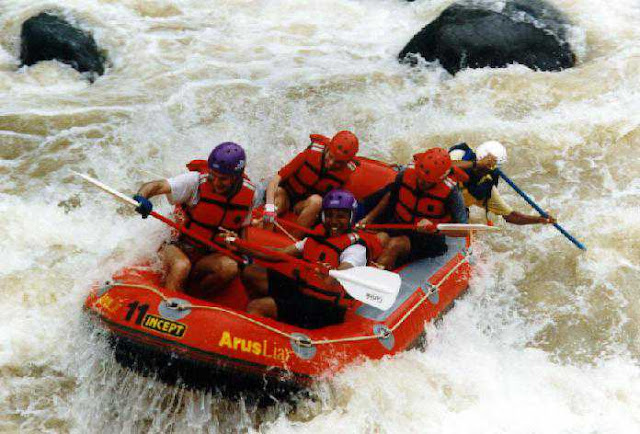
[{"x1": 448, "y1": 143, "x2": 476, "y2": 161}]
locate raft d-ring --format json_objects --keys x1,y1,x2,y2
[
  {"x1": 465, "y1": 247, "x2": 477, "y2": 265},
  {"x1": 425, "y1": 283, "x2": 439, "y2": 305},
  {"x1": 290, "y1": 333, "x2": 316, "y2": 360},
  {"x1": 373, "y1": 325, "x2": 395, "y2": 350},
  {"x1": 158, "y1": 298, "x2": 191, "y2": 320},
  {"x1": 96, "y1": 281, "x2": 114, "y2": 297}
]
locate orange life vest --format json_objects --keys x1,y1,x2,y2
[
  {"x1": 280, "y1": 137, "x2": 355, "y2": 200},
  {"x1": 298, "y1": 227, "x2": 367, "y2": 306},
  {"x1": 393, "y1": 167, "x2": 455, "y2": 224},
  {"x1": 179, "y1": 160, "x2": 255, "y2": 242}
]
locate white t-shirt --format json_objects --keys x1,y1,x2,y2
[
  {"x1": 167, "y1": 172, "x2": 202, "y2": 206},
  {"x1": 166, "y1": 172, "x2": 254, "y2": 227},
  {"x1": 294, "y1": 239, "x2": 367, "y2": 268}
]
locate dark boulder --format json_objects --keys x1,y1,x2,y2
[
  {"x1": 20, "y1": 12, "x2": 106, "y2": 80},
  {"x1": 399, "y1": 0, "x2": 575, "y2": 74}
]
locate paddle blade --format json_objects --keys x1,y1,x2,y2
[{"x1": 329, "y1": 267, "x2": 401, "y2": 311}]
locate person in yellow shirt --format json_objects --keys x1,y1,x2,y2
[{"x1": 449, "y1": 141, "x2": 556, "y2": 225}]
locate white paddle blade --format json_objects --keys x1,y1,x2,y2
[
  {"x1": 329, "y1": 267, "x2": 401, "y2": 311},
  {"x1": 436, "y1": 223, "x2": 501, "y2": 232}
]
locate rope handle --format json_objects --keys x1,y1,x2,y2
[{"x1": 102, "y1": 251, "x2": 470, "y2": 346}]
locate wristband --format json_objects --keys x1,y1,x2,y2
[{"x1": 265, "y1": 203, "x2": 277, "y2": 213}]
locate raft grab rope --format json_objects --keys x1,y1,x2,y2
[{"x1": 102, "y1": 249, "x2": 471, "y2": 347}]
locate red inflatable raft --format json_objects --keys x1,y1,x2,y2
[{"x1": 84, "y1": 158, "x2": 473, "y2": 395}]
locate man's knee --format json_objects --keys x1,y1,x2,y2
[
  {"x1": 376, "y1": 232, "x2": 390, "y2": 248},
  {"x1": 216, "y1": 256, "x2": 239, "y2": 281},
  {"x1": 247, "y1": 298, "x2": 276, "y2": 318},
  {"x1": 306, "y1": 194, "x2": 323, "y2": 211},
  {"x1": 170, "y1": 256, "x2": 192, "y2": 277},
  {"x1": 388, "y1": 237, "x2": 408, "y2": 252}
]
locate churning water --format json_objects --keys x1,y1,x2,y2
[{"x1": 1, "y1": 0, "x2": 639, "y2": 432}]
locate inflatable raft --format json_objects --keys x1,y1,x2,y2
[{"x1": 84, "y1": 158, "x2": 473, "y2": 395}]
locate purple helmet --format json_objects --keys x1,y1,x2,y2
[
  {"x1": 207, "y1": 142, "x2": 246, "y2": 175},
  {"x1": 322, "y1": 189, "x2": 358, "y2": 224}
]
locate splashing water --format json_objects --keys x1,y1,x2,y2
[{"x1": 1, "y1": 0, "x2": 640, "y2": 432}]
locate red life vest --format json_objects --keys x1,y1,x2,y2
[
  {"x1": 393, "y1": 167, "x2": 456, "y2": 224},
  {"x1": 298, "y1": 227, "x2": 367, "y2": 306},
  {"x1": 179, "y1": 160, "x2": 255, "y2": 242},
  {"x1": 280, "y1": 137, "x2": 355, "y2": 200}
]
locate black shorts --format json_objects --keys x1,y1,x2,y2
[
  {"x1": 168, "y1": 236, "x2": 214, "y2": 264},
  {"x1": 387, "y1": 231, "x2": 447, "y2": 265},
  {"x1": 267, "y1": 270, "x2": 346, "y2": 329}
]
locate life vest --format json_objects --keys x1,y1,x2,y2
[
  {"x1": 179, "y1": 160, "x2": 255, "y2": 242},
  {"x1": 449, "y1": 143, "x2": 499, "y2": 202},
  {"x1": 280, "y1": 136, "x2": 355, "y2": 201},
  {"x1": 299, "y1": 227, "x2": 367, "y2": 306},
  {"x1": 392, "y1": 167, "x2": 455, "y2": 224}
]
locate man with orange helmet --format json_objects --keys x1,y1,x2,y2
[
  {"x1": 357, "y1": 148, "x2": 468, "y2": 270},
  {"x1": 263, "y1": 131, "x2": 359, "y2": 234}
]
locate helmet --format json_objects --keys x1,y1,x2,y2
[
  {"x1": 207, "y1": 142, "x2": 246, "y2": 175},
  {"x1": 327, "y1": 131, "x2": 359, "y2": 161},
  {"x1": 321, "y1": 189, "x2": 358, "y2": 224},
  {"x1": 413, "y1": 148, "x2": 452, "y2": 183},
  {"x1": 476, "y1": 141, "x2": 507, "y2": 166}
]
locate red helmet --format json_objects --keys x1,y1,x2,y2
[
  {"x1": 413, "y1": 148, "x2": 452, "y2": 183},
  {"x1": 327, "y1": 131, "x2": 359, "y2": 161}
]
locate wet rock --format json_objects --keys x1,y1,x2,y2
[
  {"x1": 20, "y1": 12, "x2": 106, "y2": 81},
  {"x1": 399, "y1": 0, "x2": 575, "y2": 74}
]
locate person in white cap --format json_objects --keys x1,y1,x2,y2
[{"x1": 448, "y1": 141, "x2": 555, "y2": 225}]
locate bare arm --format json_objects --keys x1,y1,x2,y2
[
  {"x1": 265, "y1": 174, "x2": 281, "y2": 205},
  {"x1": 136, "y1": 180, "x2": 171, "y2": 199},
  {"x1": 504, "y1": 211, "x2": 556, "y2": 225},
  {"x1": 451, "y1": 155, "x2": 497, "y2": 171},
  {"x1": 358, "y1": 192, "x2": 391, "y2": 226}
]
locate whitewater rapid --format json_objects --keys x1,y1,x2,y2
[{"x1": 1, "y1": 0, "x2": 640, "y2": 432}]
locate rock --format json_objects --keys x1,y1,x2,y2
[
  {"x1": 399, "y1": 0, "x2": 575, "y2": 74},
  {"x1": 20, "y1": 12, "x2": 106, "y2": 80}
]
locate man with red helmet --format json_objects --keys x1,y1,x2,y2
[
  {"x1": 241, "y1": 189, "x2": 374, "y2": 329},
  {"x1": 132, "y1": 142, "x2": 256, "y2": 296},
  {"x1": 263, "y1": 131, "x2": 359, "y2": 235},
  {"x1": 357, "y1": 148, "x2": 468, "y2": 270}
]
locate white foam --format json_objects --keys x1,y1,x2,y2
[{"x1": 1, "y1": 0, "x2": 639, "y2": 431}]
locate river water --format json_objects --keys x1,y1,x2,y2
[{"x1": 1, "y1": 0, "x2": 639, "y2": 432}]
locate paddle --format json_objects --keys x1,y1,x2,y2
[
  {"x1": 72, "y1": 171, "x2": 243, "y2": 262},
  {"x1": 73, "y1": 171, "x2": 402, "y2": 309},
  {"x1": 222, "y1": 235, "x2": 401, "y2": 311},
  {"x1": 360, "y1": 223, "x2": 500, "y2": 232},
  {"x1": 495, "y1": 169, "x2": 586, "y2": 251},
  {"x1": 329, "y1": 267, "x2": 400, "y2": 311}
]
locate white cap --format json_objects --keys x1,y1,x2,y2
[{"x1": 476, "y1": 141, "x2": 507, "y2": 165}]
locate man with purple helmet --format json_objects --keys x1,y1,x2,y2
[
  {"x1": 240, "y1": 189, "x2": 375, "y2": 329},
  {"x1": 132, "y1": 142, "x2": 256, "y2": 296}
]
